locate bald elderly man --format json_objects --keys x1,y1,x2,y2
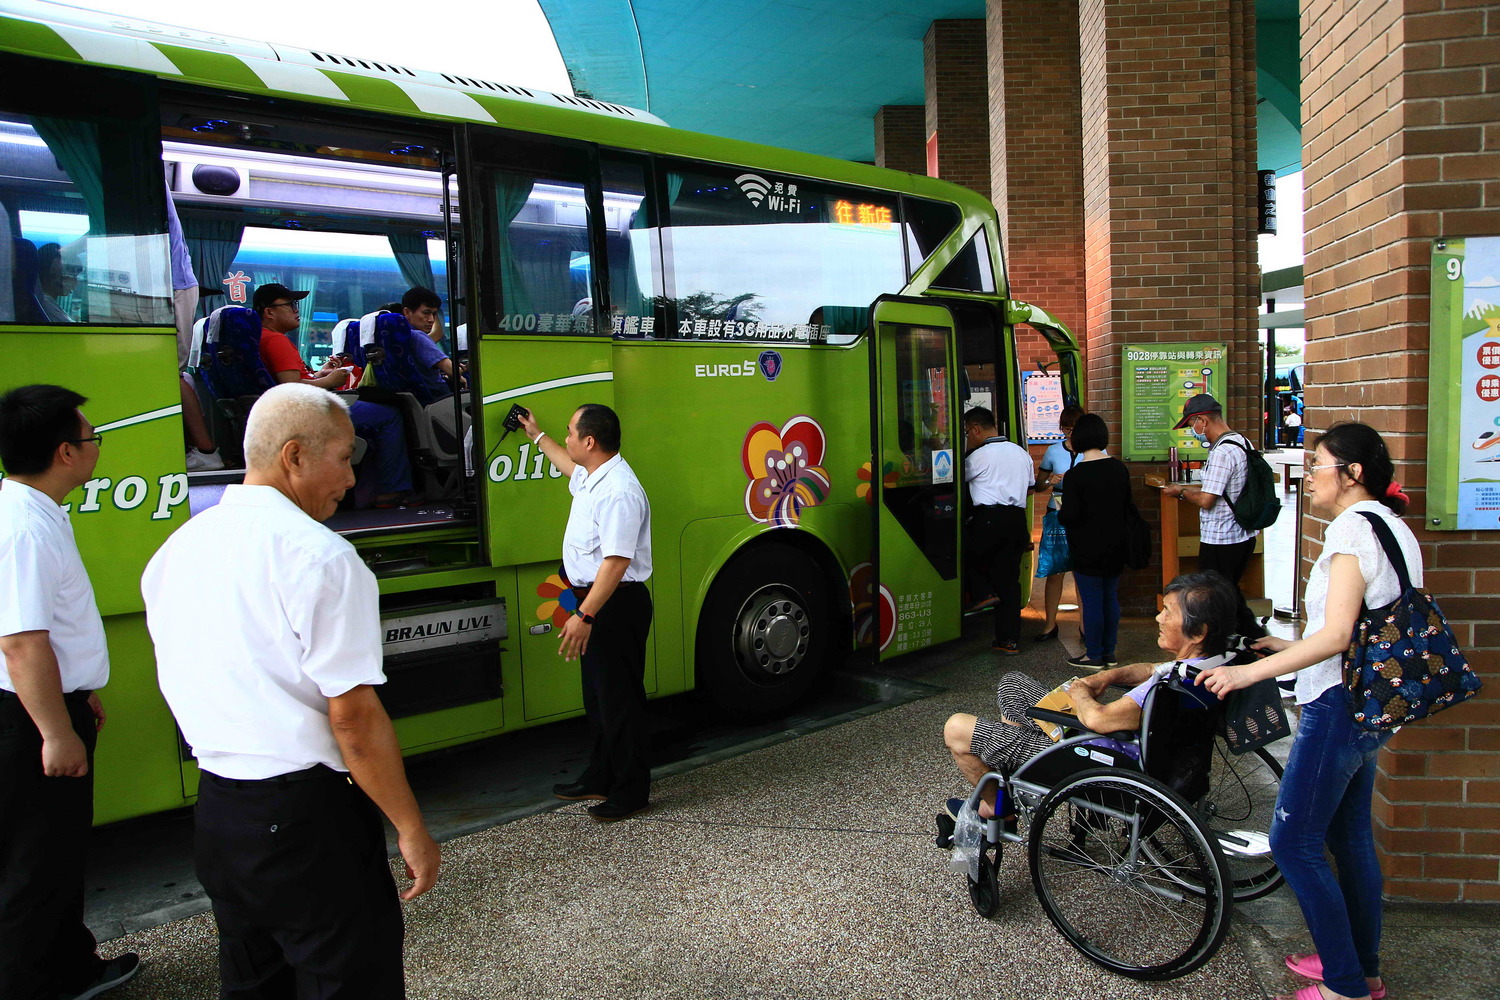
[{"x1": 142, "y1": 384, "x2": 439, "y2": 999}]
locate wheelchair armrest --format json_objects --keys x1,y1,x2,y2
[
  {"x1": 1025, "y1": 707, "x2": 1091, "y2": 734},
  {"x1": 1023, "y1": 707, "x2": 1134, "y2": 742}
]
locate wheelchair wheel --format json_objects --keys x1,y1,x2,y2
[
  {"x1": 1028, "y1": 769, "x2": 1231, "y2": 981},
  {"x1": 1199, "y1": 741, "x2": 1284, "y2": 902},
  {"x1": 967, "y1": 842, "x2": 1002, "y2": 918}
]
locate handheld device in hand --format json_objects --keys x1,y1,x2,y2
[{"x1": 502, "y1": 404, "x2": 529, "y2": 432}]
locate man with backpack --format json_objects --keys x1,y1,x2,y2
[{"x1": 1164, "y1": 394, "x2": 1275, "y2": 640}]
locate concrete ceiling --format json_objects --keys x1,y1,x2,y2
[{"x1": 539, "y1": 0, "x2": 1304, "y2": 174}]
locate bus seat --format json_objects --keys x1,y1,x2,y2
[
  {"x1": 10, "y1": 238, "x2": 46, "y2": 324},
  {"x1": 0, "y1": 211, "x2": 14, "y2": 321},
  {"x1": 361, "y1": 311, "x2": 449, "y2": 407},
  {"x1": 198, "y1": 306, "x2": 276, "y2": 401},
  {"x1": 196, "y1": 305, "x2": 277, "y2": 463},
  {"x1": 359, "y1": 310, "x2": 468, "y2": 495},
  {"x1": 332, "y1": 317, "x2": 363, "y2": 365}
]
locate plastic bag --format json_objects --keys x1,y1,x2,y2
[
  {"x1": 948, "y1": 800, "x2": 983, "y2": 880},
  {"x1": 1035, "y1": 509, "x2": 1071, "y2": 578}
]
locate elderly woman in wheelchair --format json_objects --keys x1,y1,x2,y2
[{"x1": 936, "y1": 571, "x2": 1283, "y2": 981}]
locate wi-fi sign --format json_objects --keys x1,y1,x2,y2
[{"x1": 736, "y1": 173, "x2": 771, "y2": 206}]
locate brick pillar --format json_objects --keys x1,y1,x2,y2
[
  {"x1": 987, "y1": 0, "x2": 1086, "y2": 380},
  {"x1": 1078, "y1": 0, "x2": 1261, "y2": 613},
  {"x1": 924, "y1": 19, "x2": 991, "y2": 198},
  {"x1": 874, "y1": 105, "x2": 926, "y2": 174},
  {"x1": 1303, "y1": 0, "x2": 1500, "y2": 903}
]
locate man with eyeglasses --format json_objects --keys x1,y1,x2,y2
[
  {"x1": 1162, "y1": 393, "x2": 1267, "y2": 641},
  {"x1": 253, "y1": 284, "x2": 416, "y2": 508},
  {"x1": 0, "y1": 385, "x2": 140, "y2": 1000}
]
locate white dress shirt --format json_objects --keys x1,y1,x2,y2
[
  {"x1": 142, "y1": 485, "x2": 386, "y2": 779},
  {"x1": 562, "y1": 454, "x2": 652, "y2": 586},
  {"x1": 964, "y1": 437, "x2": 1032, "y2": 507},
  {"x1": 0, "y1": 479, "x2": 109, "y2": 693}
]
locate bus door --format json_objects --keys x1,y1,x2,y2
[
  {"x1": 1007, "y1": 301, "x2": 1083, "y2": 408},
  {"x1": 464, "y1": 129, "x2": 657, "y2": 719},
  {"x1": 869, "y1": 297, "x2": 963, "y2": 660}
]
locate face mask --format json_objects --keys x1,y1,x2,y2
[{"x1": 1190, "y1": 428, "x2": 1208, "y2": 444}]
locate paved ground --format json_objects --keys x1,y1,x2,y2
[{"x1": 97, "y1": 598, "x2": 1498, "y2": 1000}]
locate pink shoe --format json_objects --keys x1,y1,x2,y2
[{"x1": 1285, "y1": 955, "x2": 1387, "y2": 1000}]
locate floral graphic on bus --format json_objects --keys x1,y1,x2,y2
[
  {"x1": 877, "y1": 584, "x2": 898, "y2": 652},
  {"x1": 849, "y1": 561, "x2": 877, "y2": 647},
  {"x1": 535, "y1": 572, "x2": 580, "y2": 627},
  {"x1": 742, "y1": 415, "x2": 831, "y2": 529},
  {"x1": 854, "y1": 460, "x2": 899, "y2": 505}
]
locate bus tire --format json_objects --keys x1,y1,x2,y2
[{"x1": 695, "y1": 543, "x2": 830, "y2": 716}]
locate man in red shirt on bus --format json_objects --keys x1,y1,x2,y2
[{"x1": 253, "y1": 284, "x2": 416, "y2": 508}]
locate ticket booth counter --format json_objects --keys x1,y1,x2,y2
[{"x1": 1154, "y1": 483, "x2": 1265, "y2": 607}]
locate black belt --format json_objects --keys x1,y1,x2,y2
[
  {"x1": 0, "y1": 688, "x2": 93, "y2": 703},
  {"x1": 569, "y1": 580, "x2": 643, "y2": 601},
  {"x1": 971, "y1": 503, "x2": 1024, "y2": 510},
  {"x1": 202, "y1": 764, "x2": 346, "y2": 788}
]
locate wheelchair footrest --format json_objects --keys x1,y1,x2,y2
[{"x1": 1216, "y1": 829, "x2": 1272, "y2": 857}]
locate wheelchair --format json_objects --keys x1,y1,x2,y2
[{"x1": 944, "y1": 665, "x2": 1283, "y2": 981}]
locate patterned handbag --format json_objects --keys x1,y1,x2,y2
[{"x1": 1342, "y1": 511, "x2": 1481, "y2": 731}]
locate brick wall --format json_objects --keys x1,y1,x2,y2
[
  {"x1": 1302, "y1": 0, "x2": 1500, "y2": 903},
  {"x1": 987, "y1": 0, "x2": 1087, "y2": 382},
  {"x1": 924, "y1": 20, "x2": 992, "y2": 199},
  {"x1": 1077, "y1": 0, "x2": 1262, "y2": 613},
  {"x1": 874, "y1": 105, "x2": 927, "y2": 175}
]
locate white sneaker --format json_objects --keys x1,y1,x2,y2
[{"x1": 185, "y1": 448, "x2": 225, "y2": 472}]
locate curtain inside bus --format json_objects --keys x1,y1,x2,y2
[
  {"x1": 493, "y1": 174, "x2": 535, "y2": 319},
  {"x1": 388, "y1": 233, "x2": 435, "y2": 292},
  {"x1": 183, "y1": 217, "x2": 245, "y2": 312}
]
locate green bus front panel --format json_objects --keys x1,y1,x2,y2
[
  {"x1": 870, "y1": 300, "x2": 963, "y2": 661},
  {"x1": 1, "y1": 328, "x2": 197, "y2": 822}
]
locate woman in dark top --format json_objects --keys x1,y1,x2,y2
[{"x1": 1057, "y1": 412, "x2": 1132, "y2": 668}]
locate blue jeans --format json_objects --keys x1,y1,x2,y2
[
  {"x1": 1073, "y1": 572, "x2": 1118, "y2": 661},
  {"x1": 348, "y1": 401, "x2": 413, "y2": 496},
  {"x1": 1271, "y1": 686, "x2": 1393, "y2": 998}
]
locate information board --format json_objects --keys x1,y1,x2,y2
[
  {"x1": 1428, "y1": 237, "x2": 1500, "y2": 530},
  {"x1": 1023, "y1": 371, "x2": 1065, "y2": 444},
  {"x1": 1120, "y1": 342, "x2": 1228, "y2": 461}
]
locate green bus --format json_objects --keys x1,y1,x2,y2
[{"x1": 0, "y1": 0, "x2": 1079, "y2": 825}]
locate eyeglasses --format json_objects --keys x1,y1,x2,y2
[
  {"x1": 1306, "y1": 461, "x2": 1344, "y2": 474},
  {"x1": 266, "y1": 300, "x2": 300, "y2": 311},
  {"x1": 67, "y1": 434, "x2": 103, "y2": 448}
]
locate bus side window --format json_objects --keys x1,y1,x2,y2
[
  {"x1": 481, "y1": 171, "x2": 600, "y2": 336},
  {"x1": 0, "y1": 65, "x2": 171, "y2": 328},
  {"x1": 599, "y1": 156, "x2": 657, "y2": 339}
]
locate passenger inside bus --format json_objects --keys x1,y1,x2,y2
[
  {"x1": 399, "y1": 286, "x2": 447, "y2": 346},
  {"x1": 35, "y1": 243, "x2": 77, "y2": 322},
  {"x1": 253, "y1": 283, "x2": 416, "y2": 508}
]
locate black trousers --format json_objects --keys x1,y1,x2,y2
[
  {"x1": 965, "y1": 505, "x2": 1031, "y2": 645},
  {"x1": 1198, "y1": 536, "x2": 1267, "y2": 639},
  {"x1": 574, "y1": 583, "x2": 653, "y2": 807},
  {"x1": 0, "y1": 690, "x2": 104, "y2": 1000},
  {"x1": 194, "y1": 766, "x2": 405, "y2": 1000}
]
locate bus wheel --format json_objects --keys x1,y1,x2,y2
[{"x1": 696, "y1": 543, "x2": 830, "y2": 716}]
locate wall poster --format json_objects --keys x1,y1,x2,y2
[
  {"x1": 1022, "y1": 370, "x2": 1064, "y2": 444},
  {"x1": 1120, "y1": 342, "x2": 1228, "y2": 462},
  {"x1": 1429, "y1": 237, "x2": 1500, "y2": 530}
]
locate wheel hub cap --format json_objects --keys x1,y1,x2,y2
[{"x1": 735, "y1": 590, "x2": 811, "y2": 678}]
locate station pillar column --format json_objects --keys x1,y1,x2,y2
[
  {"x1": 923, "y1": 19, "x2": 990, "y2": 198},
  {"x1": 985, "y1": 0, "x2": 1086, "y2": 378},
  {"x1": 873, "y1": 105, "x2": 926, "y2": 174},
  {"x1": 1302, "y1": 0, "x2": 1500, "y2": 904},
  {"x1": 1075, "y1": 0, "x2": 1262, "y2": 613}
]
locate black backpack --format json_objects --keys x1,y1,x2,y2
[{"x1": 1219, "y1": 437, "x2": 1280, "y2": 532}]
